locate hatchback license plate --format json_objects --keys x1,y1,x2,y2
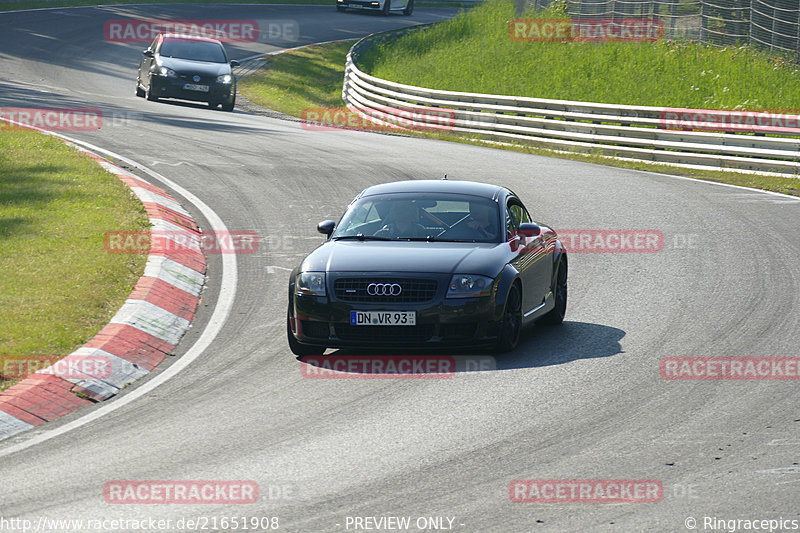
[
  {"x1": 184, "y1": 83, "x2": 209, "y2": 92},
  {"x1": 350, "y1": 311, "x2": 416, "y2": 326}
]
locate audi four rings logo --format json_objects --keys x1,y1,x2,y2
[{"x1": 366, "y1": 283, "x2": 402, "y2": 296}]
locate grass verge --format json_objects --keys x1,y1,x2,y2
[
  {"x1": 239, "y1": 40, "x2": 355, "y2": 117},
  {"x1": 359, "y1": 0, "x2": 800, "y2": 110},
  {"x1": 0, "y1": 127, "x2": 149, "y2": 391},
  {"x1": 237, "y1": 39, "x2": 800, "y2": 197}
]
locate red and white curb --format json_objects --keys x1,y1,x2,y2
[{"x1": 0, "y1": 145, "x2": 206, "y2": 441}]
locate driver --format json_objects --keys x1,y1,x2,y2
[
  {"x1": 466, "y1": 202, "x2": 496, "y2": 239},
  {"x1": 374, "y1": 201, "x2": 429, "y2": 238}
]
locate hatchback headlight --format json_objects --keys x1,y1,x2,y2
[
  {"x1": 216, "y1": 74, "x2": 232, "y2": 84},
  {"x1": 158, "y1": 66, "x2": 177, "y2": 78},
  {"x1": 296, "y1": 272, "x2": 326, "y2": 296},
  {"x1": 447, "y1": 274, "x2": 493, "y2": 298}
]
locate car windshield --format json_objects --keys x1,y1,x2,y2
[
  {"x1": 159, "y1": 40, "x2": 227, "y2": 63},
  {"x1": 331, "y1": 193, "x2": 501, "y2": 242}
]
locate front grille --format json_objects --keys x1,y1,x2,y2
[
  {"x1": 334, "y1": 278, "x2": 438, "y2": 303},
  {"x1": 178, "y1": 73, "x2": 214, "y2": 84},
  {"x1": 334, "y1": 324, "x2": 435, "y2": 343},
  {"x1": 300, "y1": 320, "x2": 329, "y2": 339}
]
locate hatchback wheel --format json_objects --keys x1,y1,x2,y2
[{"x1": 145, "y1": 78, "x2": 159, "y2": 101}]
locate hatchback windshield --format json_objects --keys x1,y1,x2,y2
[
  {"x1": 159, "y1": 40, "x2": 227, "y2": 63},
  {"x1": 332, "y1": 193, "x2": 501, "y2": 242}
]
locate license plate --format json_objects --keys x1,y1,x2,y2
[
  {"x1": 183, "y1": 83, "x2": 209, "y2": 92},
  {"x1": 350, "y1": 311, "x2": 416, "y2": 326}
]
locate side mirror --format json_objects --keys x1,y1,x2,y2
[
  {"x1": 508, "y1": 223, "x2": 541, "y2": 252},
  {"x1": 317, "y1": 220, "x2": 336, "y2": 236},
  {"x1": 143, "y1": 49, "x2": 154, "y2": 57},
  {"x1": 517, "y1": 222, "x2": 541, "y2": 238},
  {"x1": 230, "y1": 59, "x2": 240, "y2": 67}
]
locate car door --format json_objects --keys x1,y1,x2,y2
[
  {"x1": 506, "y1": 198, "x2": 550, "y2": 315},
  {"x1": 139, "y1": 36, "x2": 159, "y2": 89}
]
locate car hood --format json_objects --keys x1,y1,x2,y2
[
  {"x1": 301, "y1": 241, "x2": 509, "y2": 277},
  {"x1": 158, "y1": 57, "x2": 230, "y2": 76}
]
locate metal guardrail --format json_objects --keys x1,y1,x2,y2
[{"x1": 342, "y1": 27, "x2": 800, "y2": 176}]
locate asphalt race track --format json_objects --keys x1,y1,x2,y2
[{"x1": 1, "y1": 5, "x2": 800, "y2": 532}]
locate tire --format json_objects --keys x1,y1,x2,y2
[
  {"x1": 221, "y1": 94, "x2": 235, "y2": 112},
  {"x1": 539, "y1": 255, "x2": 568, "y2": 325},
  {"x1": 208, "y1": 101, "x2": 219, "y2": 109},
  {"x1": 287, "y1": 303, "x2": 326, "y2": 357},
  {"x1": 381, "y1": 0, "x2": 391, "y2": 15},
  {"x1": 402, "y1": 0, "x2": 413, "y2": 15},
  {"x1": 337, "y1": 5, "x2": 346, "y2": 10},
  {"x1": 145, "y1": 77, "x2": 158, "y2": 101},
  {"x1": 135, "y1": 79, "x2": 145, "y2": 97},
  {"x1": 495, "y1": 283, "x2": 522, "y2": 353}
]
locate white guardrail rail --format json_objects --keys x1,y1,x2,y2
[{"x1": 342, "y1": 26, "x2": 800, "y2": 177}]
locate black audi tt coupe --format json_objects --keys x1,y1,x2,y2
[
  {"x1": 136, "y1": 33, "x2": 239, "y2": 111},
  {"x1": 287, "y1": 179, "x2": 568, "y2": 355}
]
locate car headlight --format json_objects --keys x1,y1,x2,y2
[
  {"x1": 158, "y1": 66, "x2": 177, "y2": 78},
  {"x1": 216, "y1": 74, "x2": 232, "y2": 84},
  {"x1": 296, "y1": 272, "x2": 326, "y2": 296},
  {"x1": 447, "y1": 274, "x2": 493, "y2": 298}
]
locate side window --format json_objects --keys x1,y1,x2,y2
[
  {"x1": 506, "y1": 201, "x2": 532, "y2": 239},
  {"x1": 341, "y1": 202, "x2": 381, "y2": 232},
  {"x1": 518, "y1": 205, "x2": 531, "y2": 224}
]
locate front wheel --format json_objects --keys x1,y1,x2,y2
[
  {"x1": 135, "y1": 79, "x2": 145, "y2": 97},
  {"x1": 221, "y1": 94, "x2": 235, "y2": 112},
  {"x1": 495, "y1": 283, "x2": 522, "y2": 353},
  {"x1": 336, "y1": 5, "x2": 346, "y2": 10},
  {"x1": 145, "y1": 77, "x2": 158, "y2": 101},
  {"x1": 539, "y1": 256, "x2": 567, "y2": 325},
  {"x1": 402, "y1": 0, "x2": 413, "y2": 15},
  {"x1": 381, "y1": 0, "x2": 391, "y2": 15},
  {"x1": 287, "y1": 304, "x2": 326, "y2": 357}
]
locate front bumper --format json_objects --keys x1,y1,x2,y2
[
  {"x1": 337, "y1": 0, "x2": 383, "y2": 9},
  {"x1": 150, "y1": 75, "x2": 234, "y2": 103},
  {"x1": 290, "y1": 274, "x2": 501, "y2": 349}
]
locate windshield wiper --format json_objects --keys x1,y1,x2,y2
[{"x1": 332, "y1": 234, "x2": 392, "y2": 241}]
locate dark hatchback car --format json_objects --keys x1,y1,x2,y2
[
  {"x1": 136, "y1": 33, "x2": 239, "y2": 111},
  {"x1": 287, "y1": 179, "x2": 568, "y2": 356}
]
